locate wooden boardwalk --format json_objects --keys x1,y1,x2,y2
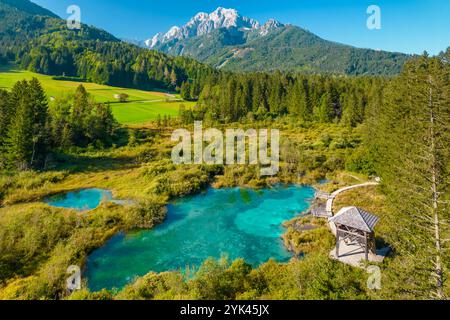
[
  {"x1": 326, "y1": 182, "x2": 380, "y2": 237},
  {"x1": 311, "y1": 180, "x2": 380, "y2": 220},
  {"x1": 326, "y1": 182, "x2": 379, "y2": 218},
  {"x1": 323, "y1": 180, "x2": 390, "y2": 267}
]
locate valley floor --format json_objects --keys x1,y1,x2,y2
[{"x1": 0, "y1": 65, "x2": 196, "y2": 124}]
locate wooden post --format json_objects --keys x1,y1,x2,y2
[
  {"x1": 365, "y1": 232, "x2": 369, "y2": 261},
  {"x1": 336, "y1": 229, "x2": 340, "y2": 258}
]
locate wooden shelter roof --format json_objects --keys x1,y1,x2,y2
[{"x1": 329, "y1": 206, "x2": 379, "y2": 233}]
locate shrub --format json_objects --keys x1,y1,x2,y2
[
  {"x1": 124, "y1": 196, "x2": 167, "y2": 229},
  {"x1": 345, "y1": 148, "x2": 376, "y2": 175},
  {"x1": 116, "y1": 93, "x2": 129, "y2": 103}
]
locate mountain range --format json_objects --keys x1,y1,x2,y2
[
  {"x1": 0, "y1": 1, "x2": 412, "y2": 78},
  {"x1": 145, "y1": 7, "x2": 412, "y2": 75}
]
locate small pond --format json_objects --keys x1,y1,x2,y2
[
  {"x1": 44, "y1": 188, "x2": 112, "y2": 211},
  {"x1": 84, "y1": 185, "x2": 315, "y2": 291}
]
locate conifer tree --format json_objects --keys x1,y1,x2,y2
[
  {"x1": 315, "y1": 92, "x2": 333, "y2": 123},
  {"x1": 6, "y1": 79, "x2": 50, "y2": 169},
  {"x1": 170, "y1": 69, "x2": 177, "y2": 87},
  {"x1": 268, "y1": 75, "x2": 284, "y2": 114},
  {"x1": 180, "y1": 82, "x2": 191, "y2": 100},
  {"x1": 287, "y1": 81, "x2": 301, "y2": 116},
  {"x1": 371, "y1": 55, "x2": 449, "y2": 299},
  {"x1": 0, "y1": 89, "x2": 11, "y2": 146},
  {"x1": 28, "y1": 78, "x2": 50, "y2": 167},
  {"x1": 0, "y1": 89, "x2": 11, "y2": 166},
  {"x1": 288, "y1": 79, "x2": 311, "y2": 121},
  {"x1": 7, "y1": 91, "x2": 33, "y2": 169},
  {"x1": 71, "y1": 85, "x2": 90, "y2": 144},
  {"x1": 341, "y1": 90, "x2": 363, "y2": 127}
]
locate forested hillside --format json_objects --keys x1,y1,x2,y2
[
  {"x1": 217, "y1": 25, "x2": 410, "y2": 75},
  {"x1": 0, "y1": 0, "x2": 215, "y2": 91},
  {"x1": 149, "y1": 8, "x2": 412, "y2": 76},
  {"x1": 0, "y1": 0, "x2": 58, "y2": 18}
]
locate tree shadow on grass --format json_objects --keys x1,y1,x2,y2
[
  {"x1": 49, "y1": 128, "x2": 138, "y2": 174},
  {"x1": 49, "y1": 127, "x2": 163, "y2": 174},
  {"x1": 52, "y1": 152, "x2": 140, "y2": 174}
]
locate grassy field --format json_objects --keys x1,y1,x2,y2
[{"x1": 0, "y1": 65, "x2": 196, "y2": 125}]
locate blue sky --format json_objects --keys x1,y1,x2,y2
[{"x1": 32, "y1": 0, "x2": 449, "y2": 55}]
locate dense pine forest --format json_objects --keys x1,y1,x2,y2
[
  {"x1": 0, "y1": 0, "x2": 448, "y2": 301},
  {"x1": 180, "y1": 72, "x2": 382, "y2": 129}
]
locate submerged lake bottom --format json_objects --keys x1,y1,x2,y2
[{"x1": 85, "y1": 185, "x2": 315, "y2": 291}]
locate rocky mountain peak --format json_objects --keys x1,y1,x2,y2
[
  {"x1": 146, "y1": 7, "x2": 267, "y2": 49},
  {"x1": 260, "y1": 19, "x2": 284, "y2": 36}
]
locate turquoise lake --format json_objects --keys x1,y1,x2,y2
[
  {"x1": 44, "y1": 189, "x2": 112, "y2": 211},
  {"x1": 85, "y1": 185, "x2": 315, "y2": 291}
]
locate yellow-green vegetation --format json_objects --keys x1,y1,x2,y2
[
  {"x1": 0, "y1": 118, "x2": 379, "y2": 300},
  {"x1": 180, "y1": 119, "x2": 369, "y2": 189},
  {"x1": 333, "y1": 185, "x2": 389, "y2": 240},
  {"x1": 0, "y1": 137, "x2": 221, "y2": 299},
  {"x1": 282, "y1": 216, "x2": 334, "y2": 256},
  {"x1": 0, "y1": 65, "x2": 196, "y2": 124},
  {"x1": 71, "y1": 255, "x2": 369, "y2": 300},
  {"x1": 0, "y1": 120, "x2": 367, "y2": 204}
]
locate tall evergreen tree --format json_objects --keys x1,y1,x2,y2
[
  {"x1": 0, "y1": 89, "x2": 12, "y2": 166},
  {"x1": 371, "y1": 55, "x2": 449, "y2": 299},
  {"x1": 0, "y1": 90, "x2": 11, "y2": 145},
  {"x1": 180, "y1": 82, "x2": 191, "y2": 100},
  {"x1": 268, "y1": 73, "x2": 285, "y2": 114},
  {"x1": 28, "y1": 78, "x2": 50, "y2": 167},
  {"x1": 315, "y1": 92, "x2": 333, "y2": 123},
  {"x1": 7, "y1": 92, "x2": 33, "y2": 169},
  {"x1": 288, "y1": 79, "x2": 311, "y2": 121},
  {"x1": 71, "y1": 85, "x2": 91, "y2": 145},
  {"x1": 6, "y1": 79, "x2": 49, "y2": 169},
  {"x1": 341, "y1": 90, "x2": 363, "y2": 127}
]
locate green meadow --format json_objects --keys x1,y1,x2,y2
[{"x1": 0, "y1": 65, "x2": 196, "y2": 125}]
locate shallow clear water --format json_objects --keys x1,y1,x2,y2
[
  {"x1": 44, "y1": 188, "x2": 112, "y2": 211},
  {"x1": 85, "y1": 185, "x2": 315, "y2": 291}
]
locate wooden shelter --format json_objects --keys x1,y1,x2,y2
[{"x1": 329, "y1": 207, "x2": 379, "y2": 261}]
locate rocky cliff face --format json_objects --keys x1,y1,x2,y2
[{"x1": 145, "y1": 7, "x2": 280, "y2": 49}]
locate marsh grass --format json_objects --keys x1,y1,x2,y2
[{"x1": 0, "y1": 118, "x2": 384, "y2": 300}]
